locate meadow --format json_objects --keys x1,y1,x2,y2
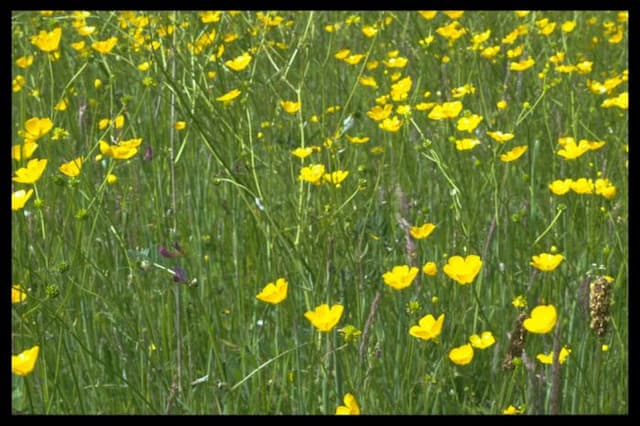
[{"x1": 11, "y1": 10, "x2": 628, "y2": 414}]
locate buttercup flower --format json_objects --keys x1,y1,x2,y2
[
  {"x1": 59, "y1": 157, "x2": 83, "y2": 177},
  {"x1": 12, "y1": 158, "x2": 48, "y2": 184},
  {"x1": 336, "y1": 393, "x2": 360, "y2": 415},
  {"x1": 23, "y1": 117, "x2": 54, "y2": 141},
  {"x1": 549, "y1": 179, "x2": 573, "y2": 195},
  {"x1": 225, "y1": 52, "x2": 252, "y2": 71},
  {"x1": 304, "y1": 303, "x2": 344, "y2": 332},
  {"x1": 523, "y1": 304, "x2": 557, "y2": 334},
  {"x1": 530, "y1": 253, "x2": 564, "y2": 272},
  {"x1": 449, "y1": 343, "x2": 474, "y2": 365},
  {"x1": 422, "y1": 261, "x2": 437, "y2": 276},
  {"x1": 500, "y1": 146, "x2": 528, "y2": 162},
  {"x1": 409, "y1": 313, "x2": 444, "y2": 341},
  {"x1": 502, "y1": 404, "x2": 525, "y2": 415},
  {"x1": 12, "y1": 284, "x2": 27, "y2": 303},
  {"x1": 536, "y1": 346, "x2": 571, "y2": 364},
  {"x1": 469, "y1": 331, "x2": 496, "y2": 349},
  {"x1": 383, "y1": 265, "x2": 419, "y2": 290},
  {"x1": 456, "y1": 114, "x2": 483, "y2": 132},
  {"x1": 91, "y1": 36, "x2": 118, "y2": 54},
  {"x1": 410, "y1": 223, "x2": 436, "y2": 239},
  {"x1": 428, "y1": 101, "x2": 463, "y2": 120},
  {"x1": 298, "y1": 164, "x2": 326, "y2": 185},
  {"x1": 280, "y1": 100, "x2": 301, "y2": 114},
  {"x1": 216, "y1": 89, "x2": 241, "y2": 103},
  {"x1": 12, "y1": 189, "x2": 34, "y2": 211},
  {"x1": 256, "y1": 278, "x2": 288, "y2": 304},
  {"x1": 443, "y1": 255, "x2": 482, "y2": 285},
  {"x1": 31, "y1": 27, "x2": 62, "y2": 52},
  {"x1": 12, "y1": 345, "x2": 40, "y2": 376}
]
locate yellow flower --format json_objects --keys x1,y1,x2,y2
[
  {"x1": 452, "y1": 83, "x2": 476, "y2": 98},
  {"x1": 338, "y1": 325, "x2": 362, "y2": 343},
  {"x1": 200, "y1": 11, "x2": 222, "y2": 23},
  {"x1": 443, "y1": 11, "x2": 464, "y2": 19},
  {"x1": 443, "y1": 254, "x2": 482, "y2": 285},
  {"x1": 345, "y1": 135, "x2": 370, "y2": 144},
  {"x1": 323, "y1": 170, "x2": 349, "y2": 187},
  {"x1": 601, "y1": 92, "x2": 627, "y2": 110},
  {"x1": 378, "y1": 116, "x2": 403, "y2": 132},
  {"x1": 13, "y1": 158, "x2": 48, "y2": 184},
  {"x1": 422, "y1": 261, "x2": 437, "y2": 276},
  {"x1": 418, "y1": 11, "x2": 437, "y2": 20},
  {"x1": 500, "y1": 145, "x2": 528, "y2": 162},
  {"x1": 358, "y1": 76, "x2": 377, "y2": 89},
  {"x1": 536, "y1": 346, "x2": 571, "y2": 364},
  {"x1": 512, "y1": 295, "x2": 527, "y2": 309},
  {"x1": 343, "y1": 54, "x2": 364, "y2": 65},
  {"x1": 256, "y1": 278, "x2": 288, "y2": 304},
  {"x1": 225, "y1": 53, "x2": 252, "y2": 71},
  {"x1": 298, "y1": 164, "x2": 326, "y2": 185},
  {"x1": 216, "y1": 89, "x2": 241, "y2": 103},
  {"x1": 91, "y1": 36, "x2": 118, "y2": 54},
  {"x1": 291, "y1": 147, "x2": 315, "y2": 159},
  {"x1": 383, "y1": 265, "x2": 419, "y2": 290},
  {"x1": 436, "y1": 21, "x2": 467, "y2": 41},
  {"x1": 502, "y1": 404, "x2": 525, "y2": 415},
  {"x1": 24, "y1": 117, "x2": 54, "y2": 141},
  {"x1": 557, "y1": 140, "x2": 591, "y2": 160},
  {"x1": 99, "y1": 138, "x2": 142, "y2": 160},
  {"x1": 486, "y1": 131, "x2": 514, "y2": 143},
  {"x1": 304, "y1": 303, "x2": 344, "y2": 332},
  {"x1": 31, "y1": 27, "x2": 62, "y2": 52},
  {"x1": 410, "y1": 223, "x2": 436, "y2": 239},
  {"x1": 409, "y1": 313, "x2": 444, "y2": 341},
  {"x1": 106, "y1": 173, "x2": 117, "y2": 185},
  {"x1": 175, "y1": 121, "x2": 187, "y2": 130},
  {"x1": 367, "y1": 104, "x2": 393, "y2": 121},
  {"x1": 530, "y1": 253, "x2": 564, "y2": 272},
  {"x1": 561, "y1": 20, "x2": 576, "y2": 32},
  {"x1": 496, "y1": 100, "x2": 508, "y2": 110},
  {"x1": 454, "y1": 138, "x2": 480, "y2": 151},
  {"x1": 571, "y1": 177, "x2": 594, "y2": 194},
  {"x1": 16, "y1": 55, "x2": 34, "y2": 68},
  {"x1": 481, "y1": 45, "x2": 501, "y2": 59},
  {"x1": 595, "y1": 178, "x2": 617, "y2": 199},
  {"x1": 548, "y1": 178, "x2": 573, "y2": 195},
  {"x1": 469, "y1": 331, "x2": 495, "y2": 349},
  {"x1": 456, "y1": 114, "x2": 483, "y2": 132},
  {"x1": 12, "y1": 189, "x2": 34, "y2": 211},
  {"x1": 449, "y1": 343, "x2": 474, "y2": 365},
  {"x1": 510, "y1": 57, "x2": 535, "y2": 71},
  {"x1": 12, "y1": 141, "x2": 39, "y2": 161},
  {"x1": 383, "y1": 57, "x2": 408, "y2": 68},
  {"x1": 12, "y1": 284, "x2": 28, "y2": 303},
  {"x1": 12, "y1": 345, "x2": 40, "y2": 376},
  {"x1": 390, "y1": 76, "x2": 412, "y2": 101},
  {"x1": 523, "y1": 304, "x2": 557, "y2": 334},
  {"x1": 280, "y1": 100, "x2": 301, "y2": 114},
  {"x1": 13, "y1": 75, "x2": 26, "y2": 92},
  {"x1": 336, "y1": 393, "x2": 360, "y2": 415},
  {"x1": 59, "y1": 157, "x2": 83, "y2": 177},
  {"x1": 428, "y1": 101, "x2": 463, "y2": 120}
]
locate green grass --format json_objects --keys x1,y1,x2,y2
[{"x1": 11, "y1": 10, "x2": 628, "y2": 414}]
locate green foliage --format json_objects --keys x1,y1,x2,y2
[{"x1": 12, "y1": 10, "x2": 627, "y2": 414}]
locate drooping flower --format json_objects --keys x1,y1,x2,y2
[
  {"x1": 523, "y1": 304, "x2": 557, "y2": 334},
  {"x1": 304, "y1": 303, "x2": 344, "y2": 332},
  {"x1": 12, "y1": 189, "x2": 34, "y2": 211},
  {"x1": 12, "y1": 345, "x2": 40, "y2": 376},
  {"x1": 530, "y1": 253, "x2": 564, "y2": 272},
  {"x1": 443, "y1": 255, "x2": 482, "y2": 285},
  {"x1": 469, "y1": 331, "x2": 496, "y2": 349},
  {"x1": 383, "y1": 265, "x2": 419, "y2": 290},
  {"x1": 409, "y1": 313, "x2": 444, "y2": 341},
  {"x1": 12, "y1": 158, "x2": 48, "y2": 184},
  {"x1": 256, "y1": 278, "x2": 288, "y2": 304},
  {"x1": 449, "y1": 343, "x2": 474, "y2": 365},
  {"x1": 336, "y1": 393, "x2": 360, "y2": 415},
  {"x1": 536, "y1": 346, "x2": 571, "y2": 364}
]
